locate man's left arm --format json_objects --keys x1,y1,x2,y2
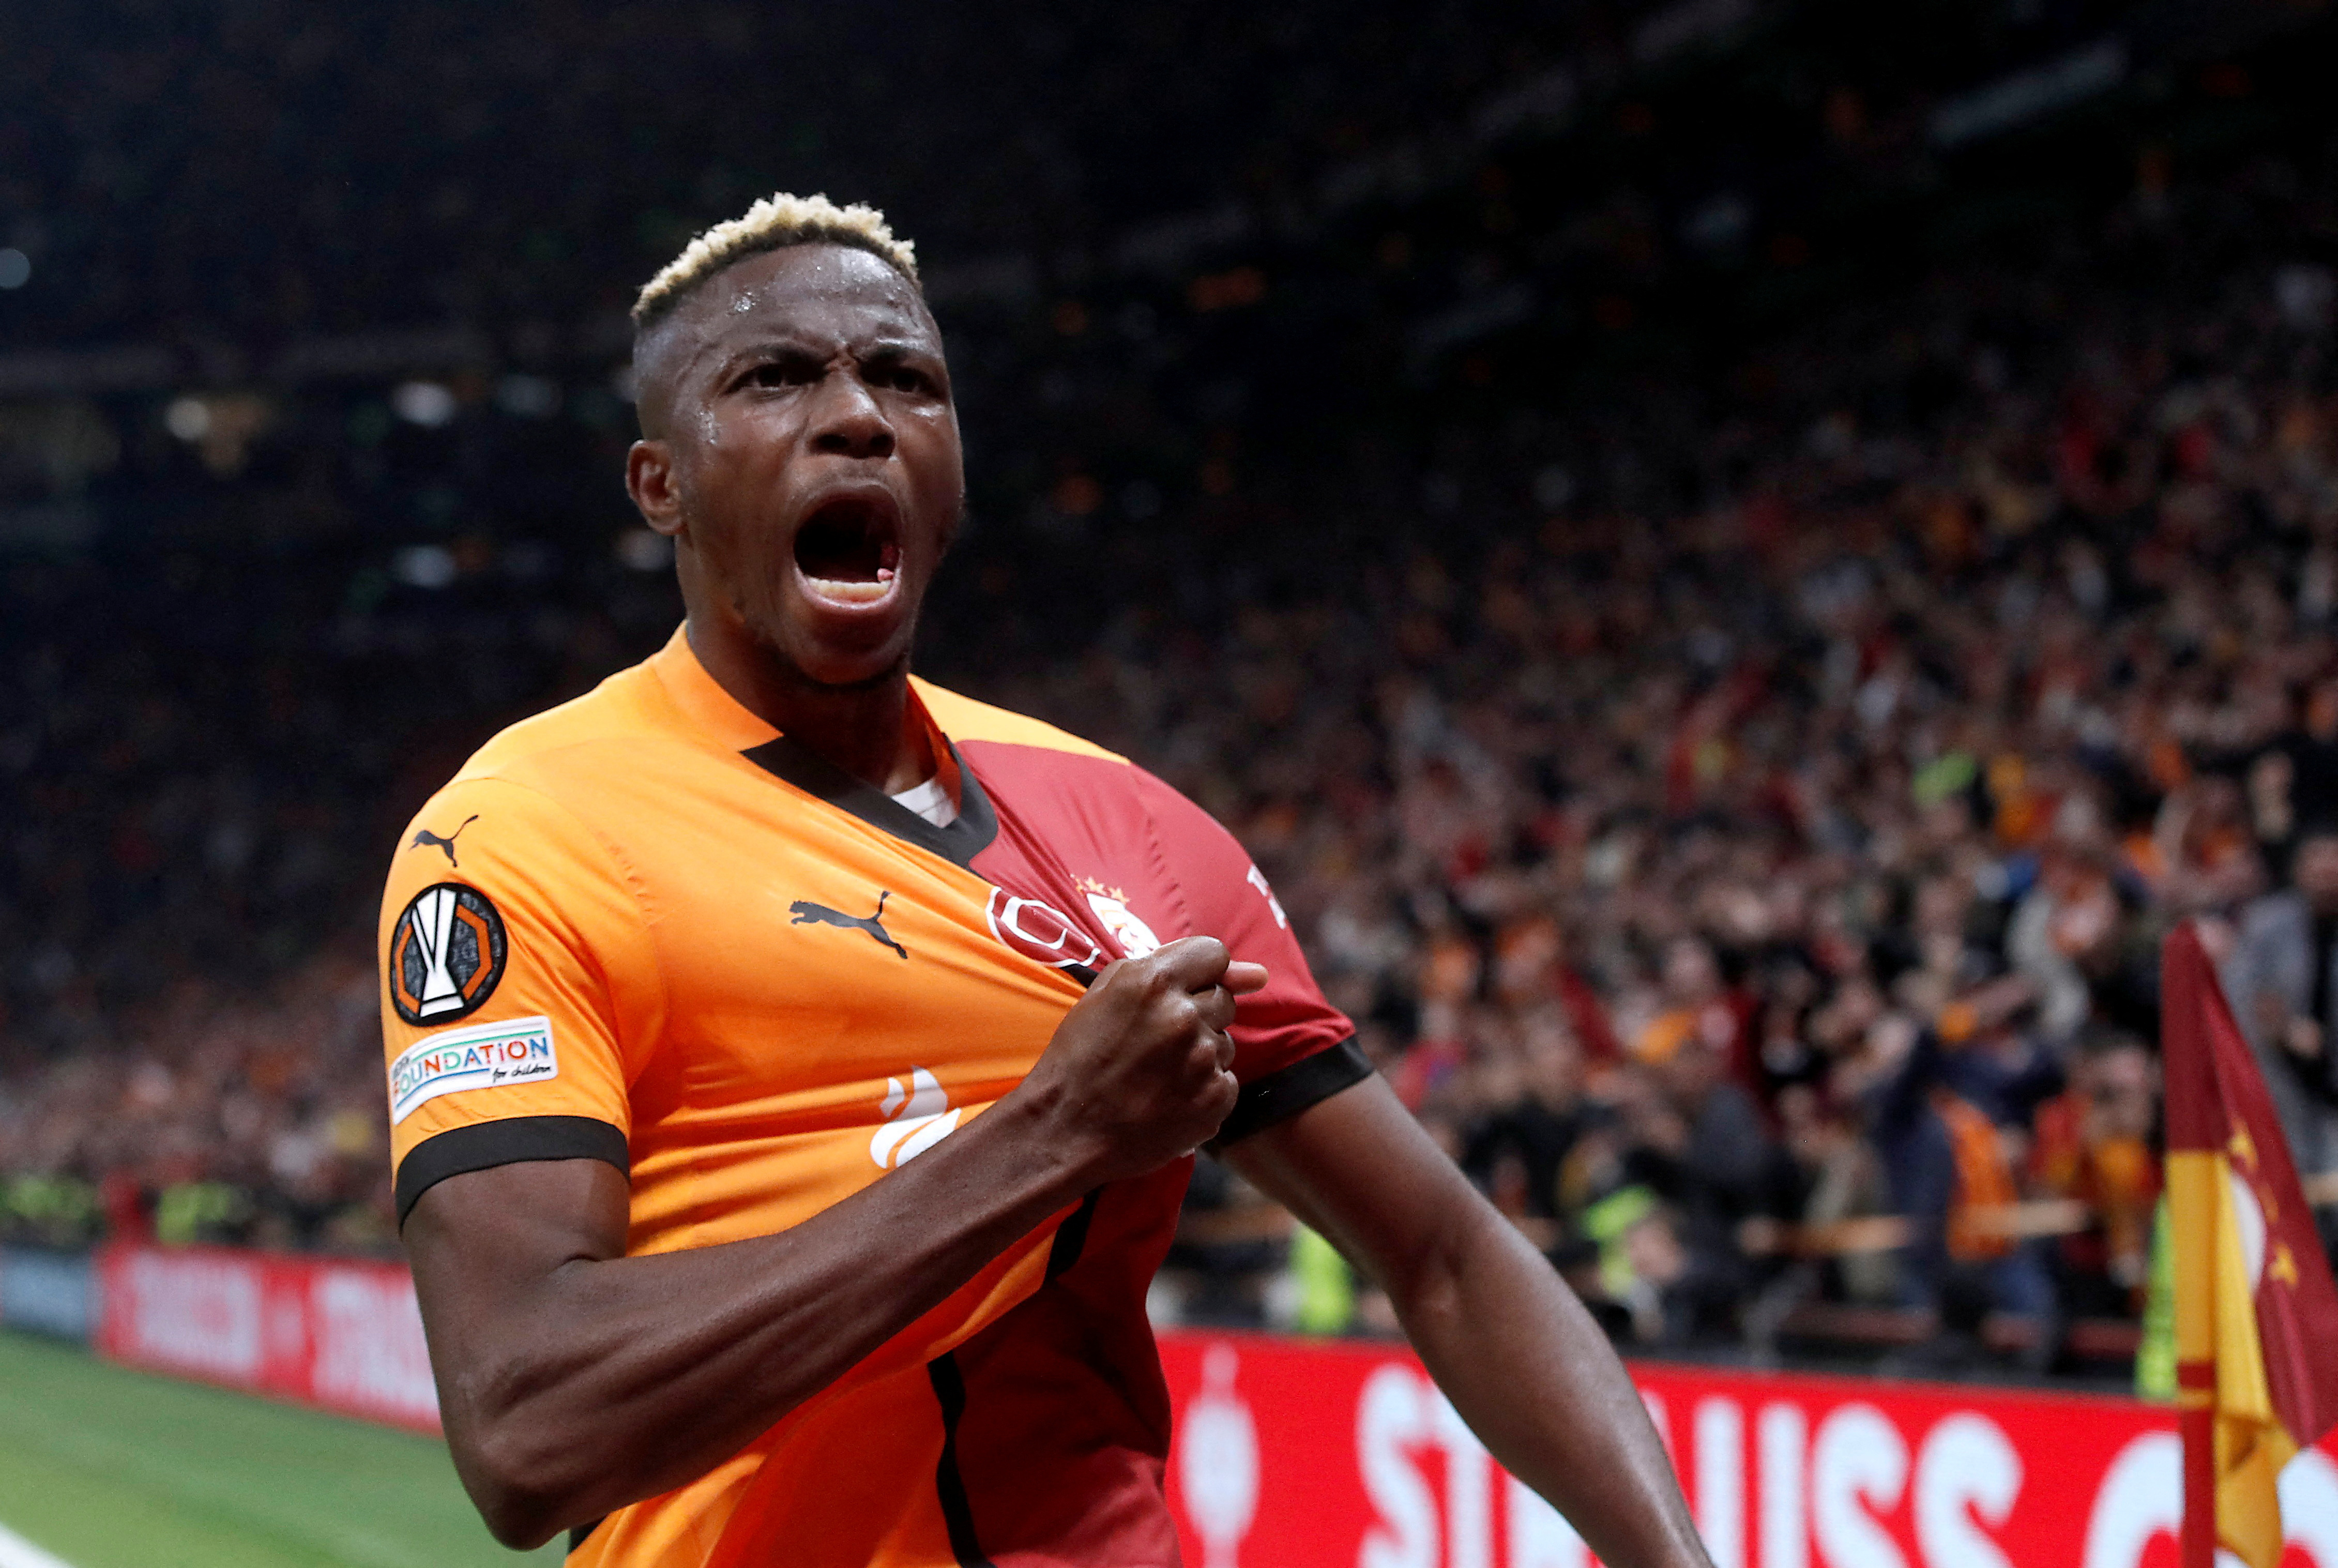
[
  {"x1": 1223, "y1": 1076, "x2": 1713, "y2": 1568},
  {"x1": 1130, "y1": 765, "x2": 1707, "y2": 1566}
]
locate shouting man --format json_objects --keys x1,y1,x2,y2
[{"x1": 380, "y1": 194, "x2": 1710, "y2": 1568}]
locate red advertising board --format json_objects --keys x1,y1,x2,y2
[
  {"x1": 1157, "y1": 1332, "x2": 2338, "y2": 1568},
  {"x1": 93, "y1": 1243, "x2": 438, "y2": 1434},
  {"x1": 86, "y1": 1246, "x2": 2338, "y2": 1564}
]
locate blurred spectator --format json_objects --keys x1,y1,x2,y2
[
  {"x1": 2030, "y1": 1030, "x2": 2163, "y2": 1315},
  {"x1": 1460, "y1": 1006, "x2": 1593, "y2": 1226},
  {"x1": 2223, "y1": 825, "x2": 2338, "y2": 1181}
]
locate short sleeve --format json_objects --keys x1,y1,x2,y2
[
  {"x1": 378, "y1": 775, "x2": 658, "y2": 1222},
  {"x1": 1130, "y1": 768, "x2": 1367, "y2": 1141}
]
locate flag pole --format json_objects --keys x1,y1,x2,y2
[
  {"x1": 2163, "y1": 919, "x2": 2220, "y2": 1568},
  {"x1": 2178, "y1": 1357, "x2": 2216, "y2": 1568},
  {"x1": 2160, "y1": 917, "x2": 2338, "y2": 1568}
]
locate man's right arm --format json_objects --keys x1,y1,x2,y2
[{"x1": 405, "y1": 937, "x2": 1261, "y2": 1550}]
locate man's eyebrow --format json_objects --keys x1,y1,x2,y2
[
  {"x1": 702, "y1": 332, "x2": 937, "y2": 369},
  {"x1": 710, "y1": 336, "x2": 828, "y2": 363},
  {"x1": 694, "y1": 338, "x2": 827, "y2": 381},
  {"x1": 855, "y1": 337, "x2": 943, "y2": 360}
]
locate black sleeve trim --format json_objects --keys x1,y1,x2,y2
[
  {"x1": 1207, "y1": 1036, "x2": 1373, "y2": 1150},
  {"x1": 394, "y1": 1115, "x2": 629, "y2": 1226}
]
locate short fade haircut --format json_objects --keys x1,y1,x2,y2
[{"x1": 630, "y1": 193, "x2": 920, "y2": 330}]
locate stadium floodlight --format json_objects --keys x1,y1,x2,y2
[{"x1": 391, "y1": 380, "x2": 459, "y2": 427}]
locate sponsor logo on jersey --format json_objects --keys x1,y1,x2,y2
[
  {"x1": 388, "y1": 882, "x2": 508, "y2": 1025},
  {"x1": 388, "y1": 1014, "x2": 557, "y2": 1124},
  {"x1": 985, "y1": 887, "x2": 1104, "y2": 972},
  {"x1": 407, "y1": 814, "x2": 478, "y2": 868},
  {"x1": 1078, "y1": 876, "x2": 1162, "y2": 958},
  {"x1": 788, "y1": 890, "x2": 907, "y2": 959},
  {"x1": 870, "y1": 1066, "x2": 962, "y2": 1169}
]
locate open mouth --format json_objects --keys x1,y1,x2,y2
[{"x1": 793, "y1": 495, "x2": 903, "y2": 607}]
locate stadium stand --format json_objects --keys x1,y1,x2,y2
[{"x1": 5, "y1": 0, "x2": 2338, "y2": 1381}]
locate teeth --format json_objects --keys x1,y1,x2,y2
[{"x1": 807, "y1": 576, "x2": 890, "y2": 604}]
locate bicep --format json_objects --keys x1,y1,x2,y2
[
  {"x1": 404, "y1": 1158, "x2": 631, "y2": 1384},
  {"x1": 1221, "y1": 1073, "x2": 1492, "y2": 1298}
]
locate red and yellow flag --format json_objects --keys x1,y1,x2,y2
[{"x1": 2164, "y1": 923, "x2": 2338, "y2": 1568}]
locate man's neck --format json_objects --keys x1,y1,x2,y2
[{"x1": 686, "y1": 618, "x2": 934, "y2": 795}]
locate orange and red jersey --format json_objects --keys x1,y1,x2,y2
[{"x1": 377, "y1": 627, "x2": 1358, "y2": 1567}]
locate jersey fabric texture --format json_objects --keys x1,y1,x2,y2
[{"x1": 377, "y1": 627, "x2": 1362, "y2": 1568}]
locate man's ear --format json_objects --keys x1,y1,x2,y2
[{"x1": 627, "y1": 440, "x2": 685, "y2": 537}]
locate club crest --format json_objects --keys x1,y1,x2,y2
[{"x1": 1078, "y1": 876, "x2": 1162, "y2": 958}]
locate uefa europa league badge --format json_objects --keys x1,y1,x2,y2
[{"x1": 388, "y1": 882, "x2": 509, "y2": 1026}]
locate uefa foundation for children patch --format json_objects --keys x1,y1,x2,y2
[
  {"x1": 388, "y1": 1014, "x2": 558, "y2": 1124},
  {"x1": 388, "y1": 881, "x2": 508, "y2": 1025}
]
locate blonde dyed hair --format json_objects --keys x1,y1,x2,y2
[{"x1": 631, "y1": 193, "x2": 920, "y2": 328}]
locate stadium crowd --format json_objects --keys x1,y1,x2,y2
[
  {"x1": 1015, "y1": 248, "x2": 2338, "y2": 1362},
  {"x1": 12, "y1": 225, "x2": 2338, "y2": 1364},
  {"x1": 7, "y1": 8, "x2": 2338, "y2": 1378}
]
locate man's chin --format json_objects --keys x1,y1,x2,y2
[
  {"x1": 748, "y1": 627, "x2": 912, "y2": 694},
  {"x1": 800, "y1": 654, "x2": 913, "y2": 693}
]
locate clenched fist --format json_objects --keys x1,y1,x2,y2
[{"x1": 1012, "y1": 936, "x2": 1269, "y2": 1186}]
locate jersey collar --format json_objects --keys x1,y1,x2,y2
[
  {"x1": 646, "y1": 624, "x2": 781, "y2": 751},
  {"x1": 647, "y1": 624, "x2": 1001, "y2": 868}
]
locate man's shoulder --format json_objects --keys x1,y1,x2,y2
[
  {"x1": 915, "y1": 675, "x2": 1261, "y2": 878},
  {"x1": 912, "y1": 676, "x2": 1127, "y2": 766},
  {"x1": 451, "y1": 659, "x2": 680, "y2": 791},
  {"x1": 396, "y1": 658, "x2": 692, "y2": 860},
  {"x1": 382, "y1": 658, "x2": 708, "y2": 934},
  {"x1": 916, "y1": 677, "x2": 1234, "y2": 839}
]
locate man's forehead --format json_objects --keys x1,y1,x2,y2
[{"x1": 691, "y1": 245, "x2": 933, "y2": 343}]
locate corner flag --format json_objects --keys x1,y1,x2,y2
[{"x1": 2163, "y1": 922, "x2": 2338, "y2": 1568}]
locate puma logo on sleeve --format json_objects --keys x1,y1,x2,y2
[{"x1": 409, "y1": 815, "x2": 480, "y2": 867}]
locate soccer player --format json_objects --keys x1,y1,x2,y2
[{"x1": 381, "y1": 194, "x2": 1711, "y2": 1568}]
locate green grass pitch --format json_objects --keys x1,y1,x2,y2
[{"x1": 0, "y1": 1330, "x2": 561, "y2": 1567}]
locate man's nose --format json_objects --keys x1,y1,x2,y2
[{"x1": 807, "y1": 370, "x2": 895, "y2": 460}]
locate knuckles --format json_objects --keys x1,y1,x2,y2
[
  {"x1": 1043, "y1": 934, "x2": 1250, "y2": 1174},
  {"x1": 1131, "y1": 955, "x2": 1179, "y2": 997},
  {"x1": 1197, "y1": 988, "x2": 1236, "y2": 1030}
]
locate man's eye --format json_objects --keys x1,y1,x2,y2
[
  {"x1": 742, "y1": 362, "x2": 813, "y2": 389},
  {"x1": 886, "y1": 368, "x2": 930, "y2": 393}
]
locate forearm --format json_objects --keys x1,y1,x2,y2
[
  {"x1": 1228, "y1": 1080, "x2": 1711, "y2": 1568},
  {"x1": 1389, "y1": 1207, "x2": 1712, "y2": 1568},
  {"x1": 411, "y1": 1094, "x2": 1088, "y2": 1546},
  {"x1": 409, "y1": 938, "x2": 1256, "y2": 1549}
]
